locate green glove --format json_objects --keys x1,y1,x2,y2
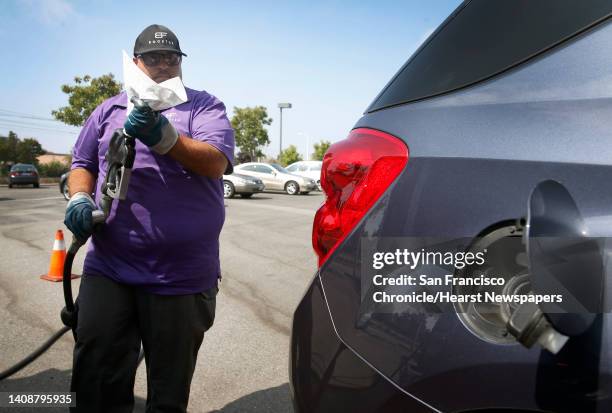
[{"x1": 123, "y1": 99, "x2": 179, "y2": 154}]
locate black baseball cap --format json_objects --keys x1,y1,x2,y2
[{"x1": 133, "y1": 24, "x2": 187, "y2": 56}]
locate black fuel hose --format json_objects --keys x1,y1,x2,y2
[
  {"x1": 0, "y1": 247, "x2": 80, "y2": 381},
  {"x1": 60, "y1": 245, "x2": 80, "y2": 341},
  {"x1": 63, "y1": 250, "x2": 76, "y2": 315},
  {"x1": 0, "y1": 325, "x2": 145, "y2": 381},
  {"x1": 0, "y1": 326, "x2": 71, "y2": 381},
  {"x1": 0, "y1": 241, "x2": 144, "y2": 381}
]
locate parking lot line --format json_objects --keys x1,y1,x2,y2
[
  {"x1": 1, "y1": 196, "x2": 64, "y2": 202},
  {"x1": 230, "y1": 202, "x2": 317, "y2": 217}
]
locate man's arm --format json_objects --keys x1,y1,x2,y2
[
  {"x1": 68, "y1": 168, "x2": 96, "y2": 197},
  {"x1": 124, "y1": 96, "x2": 234, "y2": 178},
  {"x1": 167, "y1": 135, "x2": 228, "y2": 179}
]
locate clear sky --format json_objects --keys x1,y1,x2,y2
[{"x1": 0, "y1": 0, "x2": 461, "y2": 157}]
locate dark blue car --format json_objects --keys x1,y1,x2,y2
[
  {"x1": 9, "y1": 163, "x2": 39, "y2": 188},
  {"x1": 290, "y1": 1, "x2": 612, "y2": 412}
]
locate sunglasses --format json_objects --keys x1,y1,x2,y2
[{"x1": 136, "y1": 53, "x2": 182, "y2": 67}]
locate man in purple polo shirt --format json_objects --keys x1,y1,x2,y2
[{"x1": 64, "y1": 24, "x2": 234, "y2": 412}]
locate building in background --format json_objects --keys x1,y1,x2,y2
[{"x1": 37, "y1": 153, "x2": 70, "y2": 165}]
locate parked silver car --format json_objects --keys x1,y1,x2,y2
[
  {"x1": 285, "y1": 161, "x2": 322, "y2": 191},
  {"x1": 222, "y1": 173, "x2": 264, "y2": 199},
  {"x1": 234, "y1": 163, "x2": 317, "y2": 195}
]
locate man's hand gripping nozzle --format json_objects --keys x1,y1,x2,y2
[
  {"x1": 61, "y1": 126, "x2": 136, "y2": 336},
  {"x1": 65, "y1": 126, "x2": 136, "y2": 250}
]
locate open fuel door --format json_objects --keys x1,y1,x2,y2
[{"x1": 506, "y1": 180, "x2": 605, "y2": 353}]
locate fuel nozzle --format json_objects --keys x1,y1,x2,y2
[
  {"x1": 101, "y1": 128, "x2": 136, "y2": 202},
  {"x1": 506, "y1": 180, "x2": 604, "y2": 354}
]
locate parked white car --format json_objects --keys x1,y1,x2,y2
[
  {"x1": 234, "y1": 162, "x2": 317, "y2": 195},
  {"x1": 285, "y1": 161, "x2": 322, "y2": 191}
]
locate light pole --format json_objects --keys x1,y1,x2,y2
[
  {"x1": 298, "y1": 132, "x2": 311, "y2": 161},
  {"x1": 278, "y1": 103, "x2": 292, "y2": 157}
]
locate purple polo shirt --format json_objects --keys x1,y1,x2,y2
[{"x1": 71, "y1": 88, "x2": 235, "y2": 295}]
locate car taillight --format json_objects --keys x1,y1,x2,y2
[{"x1": 312, "y1": 128, "x2": 409, "y2": 267}]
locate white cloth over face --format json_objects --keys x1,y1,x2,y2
[{"x1": 122, "y1": 50, "x2": 188, "y2": 114}]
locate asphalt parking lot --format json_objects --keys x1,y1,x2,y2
[{"x1": 0, "y1": 184, "x2": 323, "y2": 412}]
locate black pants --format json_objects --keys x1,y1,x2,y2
[{"x1": 70, "y1": 273, "x2": 218, "y2": 413}]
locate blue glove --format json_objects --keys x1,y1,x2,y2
[
  {"x1": 123, "y1": 100, "x2": 179, "y2": 154},
  {"x1": 64, "y1": 192, "x2": 97, "y2": 240}
]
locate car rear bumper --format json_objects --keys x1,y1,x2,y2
[
  {"x1": 10, "y1": 176, "x2": 39, "y2": 185},
  {"x1": 235, "y1": 182, "x2": 265, "y2": 193},
  {"x1": 290, "y1": 275, "x2": 436, "y2": 413},
  {"x1": 301, "y1": 183, "x2": 317, "y2": 191}
]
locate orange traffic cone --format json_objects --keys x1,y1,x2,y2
[{"x1": 40, "y1": 230, "x2": 79, "y2": 282}]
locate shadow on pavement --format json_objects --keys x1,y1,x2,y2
[
  {"x1": 208, "y1": 383, "x2": 292, "y2": 413},
  {"x1": 0, "y1": 371, "x2": 292, "y2": 412},
  {"x1": 0, "y1": 368, "x2": 71, "y2": 413},
  {"x1": 0, "y1": 368, "x2": 147, "y2": 413},
  {"x1": 229, "y1": 196, "x2": 274, "y2": 201}
]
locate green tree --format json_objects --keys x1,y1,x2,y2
[
  {"x1": 52, "y1": 74, "x2": 122, "y2": 126},
  {"x1": 231, "y1": 106, "x2": 272, "y2": 161},
  {"x1": 312, "y1": 140, "x2": 331, "y2": 160},
  {"x1": 0, "y1": 132, "x2": 46, "y2": 172},
  {"x1": 0, "y1": 131, "x2": 20, "y2": 163},
  {"x1": 38, "y1": 160, "x2": 70, "y2": 177},
  {"x1": 16, "y1": 138, "x2": 45, "y2": 165},
  {"x1": 279, "y1": 145, "x2": 303, "y2": 166},
  {"x1": 235, "y1": 151, "x2": 253, "y2": 164}
]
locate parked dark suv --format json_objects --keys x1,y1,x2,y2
[
  {"x1": 9, "y1": 163, "x2": 40, "y2": 188},
  {"x1": 290, "y1": 1, "x2": 612, "y2": 412}
]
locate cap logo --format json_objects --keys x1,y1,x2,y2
[
  {"x1": 135, "y1": 26, "x2": 184, "y2": 56},
  {"x1": 147, "y1": 39, "x2": 175, "y2": 46}
]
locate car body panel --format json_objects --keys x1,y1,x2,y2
[
  {"x1": 357, "y1": 18, "x2": 612, "y2": 167},
  {"x1": 292, "y1": 8, "x2": 612, "y2": 413},
  {"x1": 290, "y1": 275, "x2": 437, "y2": 413},
  {"x1": 236, "y1": 163, "x2": 283, "y2": 190},
  {"x1": 286, "y1": 161, "x2": 322, "y2": 189},
  {"x1": 10, "y1": 175, "x2": 39, "y2": 185},
  {"x1": 223, "y1": 173, "x2": 265, "y2": 195}
]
